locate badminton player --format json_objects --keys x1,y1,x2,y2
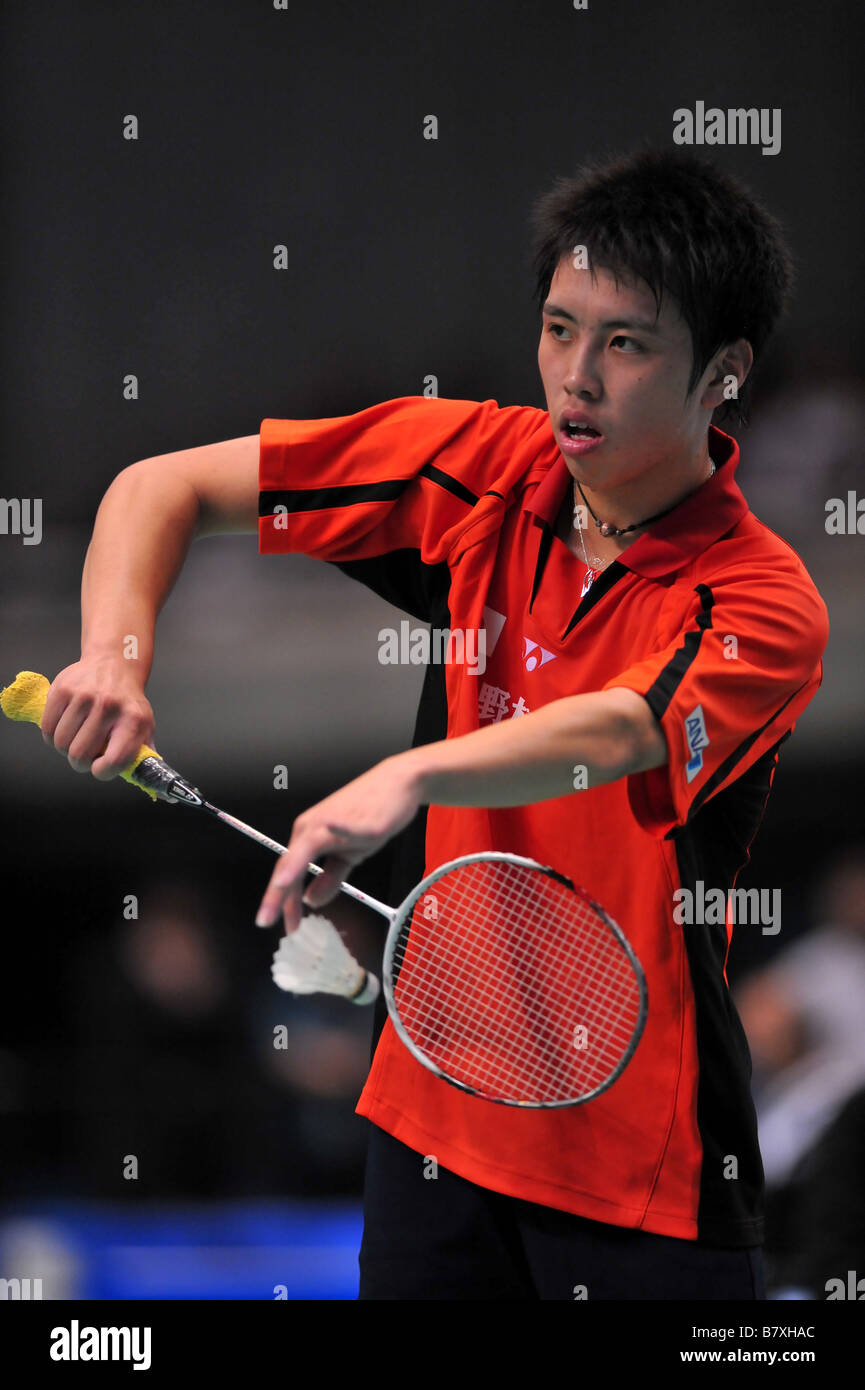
[{"x1": 42, "y1": 147, "x2": 829, "y2": 1300}]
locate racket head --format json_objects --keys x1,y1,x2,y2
[{"x1": 382, "y1": 851, "x2": 647, "y2": 1109}]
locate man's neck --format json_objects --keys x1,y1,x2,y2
[
  {"x1": 554, "y1": 434, "x2": 717, "y2": 566},
  {"x1": 554, "y1": 490, "x2": 639, "y2": 566}
]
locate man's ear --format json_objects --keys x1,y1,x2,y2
[{"x1": 700, "y1": 337, "x2": 754, "y2": 411}]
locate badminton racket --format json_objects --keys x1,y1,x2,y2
[
  {"x1": 254, "y1": 841, "x2": 649, "y2": 1108},
  {"x1": 3, "y1": 670, "x2": 648, "y2": 1105}
]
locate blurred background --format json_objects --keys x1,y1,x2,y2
[{"x1": 1, "y1": 0, "x2": 863, "y2": 1299}]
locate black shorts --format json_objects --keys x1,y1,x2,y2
[{"x1": 358, "y1": 1122, "x2": 766, "y2": 1301}]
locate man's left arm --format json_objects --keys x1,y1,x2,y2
[{"x1": 256, "y1": 688, "x2": 665, "y2": 929}]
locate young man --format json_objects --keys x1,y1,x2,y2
[{"x1": 43, "y1": 147, "x2": 828, "y2": 1300}]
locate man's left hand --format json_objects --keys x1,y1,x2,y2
[{"x1": 255, "y1": 754, "x2": 423, "y2": 932}]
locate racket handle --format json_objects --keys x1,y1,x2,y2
[
  {"x1": 129, "y1": 754, "x2": 205, "y2": 805},
  {"x1": 1, "y1": 669, "x2": 164, "y2": 801}
]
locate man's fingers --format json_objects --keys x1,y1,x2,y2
[
  {"x1": 90, "y1": 719, "x2": 152, "y2": 780},
  {"x1": 66, "y1": 702, "x2": 122, "y2": 772},
  {"x1": 52, "y1": 703, "x2": 95, "y2": 766},
  {"x1": 301, "y1": 856, "x2": 354, "y2": 909},
  {"x1": 255, "y1": 778, "x2": 406, "y2": 935},
  {"x1": 256, "y1": 824, "x2": 363, "y2": 932},
  {"x1": 256, "y1": 833, "x2": 323, "y2": 931}
]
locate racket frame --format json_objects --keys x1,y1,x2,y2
[
  {"x1": 381, "y1": 850, "x2": 648, "y2": 1109},
  {"x1": 131, "y1": 771, "x2": 649, "y2": 1102}
]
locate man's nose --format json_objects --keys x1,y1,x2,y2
[{"x1": 563, "y1": 344, "x2": 602, "y2": 397}]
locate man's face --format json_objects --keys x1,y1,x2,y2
[{"x1": 537, "y1": 257, "x2": 713, "y2": 494}]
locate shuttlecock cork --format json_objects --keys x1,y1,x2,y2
[
  {"x1": 271, "y1": 914, "x2": 380, "y2": 1004},
  {"x1": 1, "y1": 669, "x2": 162, "y2": 801}
]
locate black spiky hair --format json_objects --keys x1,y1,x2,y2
[{"x1": 530, "y1": 145, "x2": 795, "y2": 426}]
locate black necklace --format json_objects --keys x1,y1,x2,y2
[{"x1": 575, "y1": 463, "x2": 715, "y2": 538}]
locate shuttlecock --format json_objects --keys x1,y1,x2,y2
[{"x1": 271, "y1": 915, "x2": 379, "y2": 1005}]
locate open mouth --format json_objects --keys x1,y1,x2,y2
[{"x1": 562, "y1": 420, "x2": 601, "y2": 439}]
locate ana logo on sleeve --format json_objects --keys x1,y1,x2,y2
[{"x1": 684, "y1": 704, "x2": 710, "y2": 783}]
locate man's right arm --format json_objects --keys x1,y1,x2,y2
[{"x1": 41, "y1": 434, "x2": 261, "y2": 780}]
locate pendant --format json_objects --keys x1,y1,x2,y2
[{"x1": 581, "y1": 568, "x2": 595, "y2": 598}]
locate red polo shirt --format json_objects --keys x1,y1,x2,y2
[{"x1": 259, "y1": 395, "x2": 828, "y2": 1243}]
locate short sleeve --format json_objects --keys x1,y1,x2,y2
[
  {"x1": 603, "y1": 569, "x2": 829, "y2": 838},
  {"x1": 258, "y1": 395, "x2": 550, "y2": 568}
]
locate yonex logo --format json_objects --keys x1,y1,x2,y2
[
  {"x1": 684, "y1": 704, "x2": 709, "y2": 783},
  {"x1": 523, "y1": 638, "x2": 556, "y2": 673},
  {"x1": 168, "y1": 782, "x2": 203, "y2": 806}
]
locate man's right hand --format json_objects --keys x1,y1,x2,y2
[{"x1": 40, "y1": 659, "x2": 156, "y2": 781}]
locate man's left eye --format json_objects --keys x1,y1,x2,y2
[{"x1": 612, "y1": 336, "x2": 641, "y2": 351}]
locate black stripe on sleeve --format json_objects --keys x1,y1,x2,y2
[
  {"x1": 643, "y1": 584, "x2": 715, "y2": 721},
  {"x1": 259, "y1": 479, "x2": 405, "y2": 515},
  {"x1": 259, "y1": 463, "x2": 479, "y2": 518},
  {"x1": 418, "y1": 462, "x2": 479, "y2": 506}
]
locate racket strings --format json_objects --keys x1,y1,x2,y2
[
  {"x1": 391, "y1": 859, "x2": 643, "y2": 1104},
  {"x1": 396, "y1": 902, "x2": 633, "y2": 1099},
  {"x1": 398, "y1": 935, "x2": 630, "y2": 1088}
]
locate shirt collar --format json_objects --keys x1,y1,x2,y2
[{"x1": 523, "y1": 425, "x2": 749, "y2": 578}]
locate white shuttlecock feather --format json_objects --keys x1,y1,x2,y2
[{"x1": 271, "y1": 914, "x2": 379, "y2": 1005}]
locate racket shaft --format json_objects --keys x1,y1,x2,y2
[
  {"x1": 129, "y1": 753, "x2": 394, "y2": 918},
  {"x1": 203, "y1": 803, "x2": 394, "y2": 920}
]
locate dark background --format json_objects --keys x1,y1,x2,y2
[{"x1": 1, "y1": 0, "x2": 863, "y2": 1299}]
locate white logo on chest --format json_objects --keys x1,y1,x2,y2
[{"x1": 523, "y1": 637, "x2": 557, "y2": 672}]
